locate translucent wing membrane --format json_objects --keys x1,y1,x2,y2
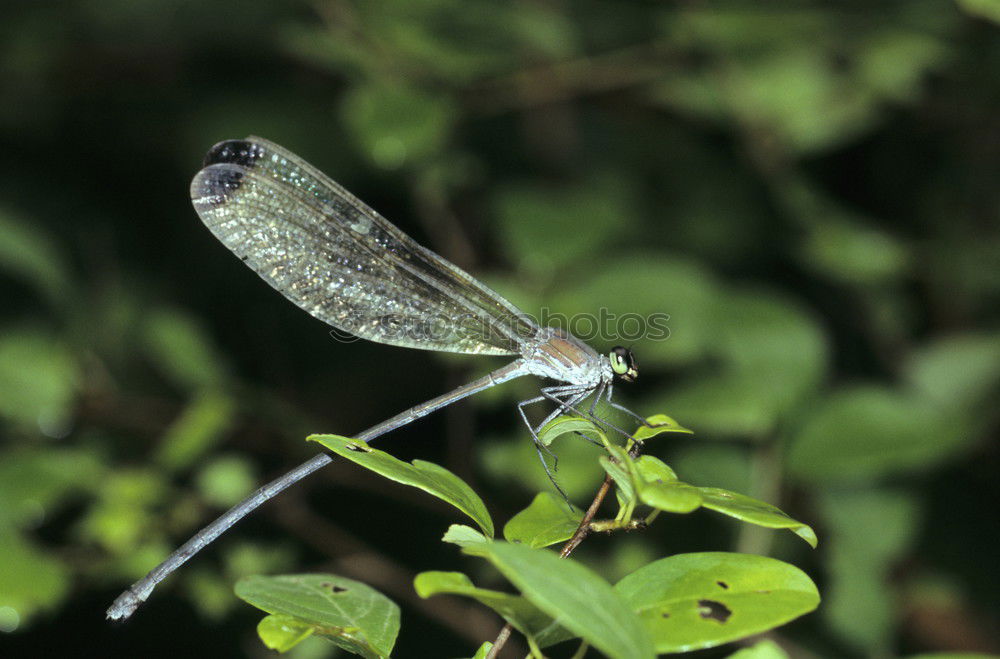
[{"x1": 191, "y1": 137, "x2": 539, "y2": 355}]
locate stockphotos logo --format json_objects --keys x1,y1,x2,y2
[{"x1": 328, "y1": 308, "x2": 670, "y2": 345}]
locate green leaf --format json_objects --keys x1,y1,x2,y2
[
  {"x1": 602, "y1": 447, "x2": 702, "y2": 515},
  {"x1": 821, "y1": 489, "x2": 917, "y2": 562},
  {"x1": 224, "y1": 543, "x2": 296, "y2": 580},
  {"x1": 470, "y1": 541, "x2": 655, "y2": 659},
  {"x1": 186, "y1": 568, "x2": 237, "y2": 620},
  {"x1": 537, "y1": 415, "x2": 607, "y2": 447},
  {"x1": 639, "y1": 480, "x2": 704, "y2": 515},
  {"x1": 470, "y1": 642, "x2": 493, "y2": 659},
  {"x1": 616, "y1": 552, "x2": 820, "y2": 653},
  {"x1": 633, "y1": 455, "x2": 679, "y2": 483},
  {"x1": 548, "y1": 257, "x2": 719, "y2": 366},
  {"x1": 0, "y1": 329, "x2": 77, "y2": 434},
  {"x1": 155, "y1": 390, "x2": 236, "y2": 471},
  {"x1": 725, "y1": 639, "x2": 790, "y2": 658},
  {"x1": 310, "y1": 3, "x2": 521, "y2": 82},
  {"x1": 235, "y1": 574, "x2": 400, "y2": 659},
  {"x1": 654, "y1": 290, "x2": 827, "y2": 438},
  {"x1": 414, "y1": 571, "x2": 561, "y2": 643},
  {"x1": 819, "y1": 489, "x2": 917, "y2": 652},
  {"x1": 142, "y1": 309, "x2": 227, "y2": 391},
  {"x1": 493, "y1": 177, "x2": 635, "y2": 274},
  {"x1": 800, "y1": 215, "x2": 910, "y2": 286},
  {"x1": 904, "y1": 333, "x2": 1000, "y2": 411},
  {"x1": 603, "y1": 449, "x2": 815, "y2": 546},
  {"x1": 441, "y1": 524, "x2": 491, "y2": 550},
  {"x1": 698, "y1": 488, "x2": 818, "y2": 548},
  {"x1": 599, "y1": 447, "x2": 638, "y2": 508},
  {"x1": 787, "y1": 385, "x2": 970, "y2": 482},
  {"x1": 194, "y1": 455, "x2": 256, "y2": 507},
  {"x1": 480, "y1": 431, "x2": 607, "y2": 500},
  {"x1": 662, "y1": 6, "x2": 832, "y2": 52},
  {"x1": 651, "y1": 374, "x2": 776, "y2": 438},
  {"x1": 0, "y1": 533, "x2": 70, "y2": 626},
  {"x1": 79, "y1": 468, "x2": 170, "y2": 555},
  {"x1": 0, "y1": 447, "x2": 104, "y2": 528},
  {"x1": 0, "y1": 208, "x2": 69, "y2": 305},
  {"x1": 341, "y1": 82, "x2": 455, "y2": 169},
  {"x1": 633, "y1": 414, "x2": 694, "y2": 441},
  {"x1": 503, "y1": 492, "x2": 582, "y2": 549},
  {"x1": 710, "y1": 290, "x2": 828, "y2": 388},
  {"x1": 956, "y1": 0, "x2": 1000, "y2": 23},
  {"x1": 670, "y1": 444, "x2": 752, "y2": 493},
  {"x1": 824, "y1": 559, "x2": 891, "y2": 652},
  {"x1": 625, "y1": 452, "x2": 702, "y2": 513},
  {"x1": 783, "y1": 176, "x2": 912, "y2": 287},
  {"x1": 509, "y1": 4, "x2": 577, "y2": 59},
  {"x1": 857, "y1": 30, "x2": 952, "y2": 102},
  {"x1": 310, "y1": 435, "x2": 493, "y2": 536},
  {"x1": 257, "y1": 614, "x2": 315, "y2": 652},
  {"x1": 653, "y1": 28, "x2": 949, "y2": 154}
]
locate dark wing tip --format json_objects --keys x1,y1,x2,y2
[
  {"x1": 190, "y1": 163, "x2": 246, "y2": 206},
  {"x1": 202, "y1": 139, "x2": 266, "y2": 168}
]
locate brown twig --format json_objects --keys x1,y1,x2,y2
[
  {"x1": 466, "y1": 41, "x2": 678, "y2": 114},
  {"x1": 559, "y1": 474, "x2": 614, "y2": 558},
  {"x1": 485, "y1": 472, "x2": 618, "y2": 659},
  {"x1": 486, "y1": 438, "x2": 646, "y2": 658}
]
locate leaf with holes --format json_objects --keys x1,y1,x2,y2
[
  {"x1": 616, "y1": 553, "x2": 819, "y2": 653},
  {"x1": 235, "y1": 574, "x2": 400, "y2": 659},
  {"x1": 503, "y1": 492, "x2": 583, "y2": 548},
  {"x1": 310, "y1": 435, "x2": 493, "y2": 536}
]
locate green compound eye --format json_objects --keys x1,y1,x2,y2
[
  {"x1": 610, "y1": 351, "x2": 628, "y2": 375},
  {"x1": 609, "y1": 346, "x2": 638, "y2": 382}
]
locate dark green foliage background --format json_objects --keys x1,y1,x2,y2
[{"x1": 1, "y1": 1, "x2": 998, "y2": 656}]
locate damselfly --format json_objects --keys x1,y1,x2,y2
[{"x1": 107, "y1": 136, "x2": 643, "y2": 620}]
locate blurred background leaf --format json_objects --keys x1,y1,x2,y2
[
  {"x1": 0, "y1": 209, "x2": 70, "y2": 307},
  {"x1": 0, "y1": 330, "x2": 78, "y2": 435}
]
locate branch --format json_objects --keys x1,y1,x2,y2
[
  {"x1": 486, "y1": 438, "x2": 645, "y2": 657},
  {"x1": 485, "y1": 473, "x2": 620, "y2": 658},
  {"x1": 466, "y1": 41, "x2": 677, "y2": 114}
]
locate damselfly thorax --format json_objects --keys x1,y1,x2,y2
[{"x1": 522, "y1": 327, "x2": 612, "y2": 388}]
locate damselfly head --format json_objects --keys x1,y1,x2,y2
[{"x1": 609, "y1": 346, "x2": 638, "y2": 382}]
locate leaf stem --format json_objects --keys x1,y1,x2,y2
[{"x1": 588, "y1": 518, "x2": 646, "y2": 533}]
